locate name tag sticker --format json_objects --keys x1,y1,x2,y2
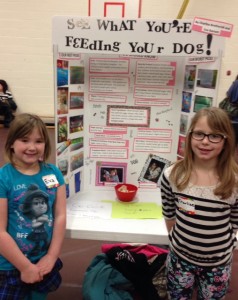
[
  {"x1": 42, "y1": 174, "x2": 59, "y2": 188},
  {"x1": 178, "y1": 196, "x2": 195, "y2": 215}
]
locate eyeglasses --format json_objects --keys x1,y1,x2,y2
[{"x1": 190, "y1": 131, "x2": 226, "y2": 143}]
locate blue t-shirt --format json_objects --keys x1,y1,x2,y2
[{"x1": 0, "y1": 163, "x2": 65, "y2": 270}]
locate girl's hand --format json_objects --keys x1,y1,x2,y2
[
  {"x1": 37, "y1": 215, "x2": 49, "y2": 222},
  {"x1": 21, "y1": 263, "x2": 43, "y2": 283},
  {"x1": 36, "y1": 254, "x2": 56, "y2": 276}
]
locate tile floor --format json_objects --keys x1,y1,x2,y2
[{"x1": 1, "y1": 126, "x2": 238, "y2": 299}]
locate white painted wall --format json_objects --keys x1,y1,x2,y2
[{"x1": 0, "y1": 0, "x2": 237, "y2": 120}]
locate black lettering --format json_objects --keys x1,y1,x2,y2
[
  {"x1": 65, "y1": 36, "x2": 74, "y2": 46},
  {"x1": 97, "y1": 19, "x2": 136, "y2": 31}
]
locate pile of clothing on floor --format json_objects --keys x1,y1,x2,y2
[{"x1": 82, "y1": 243, "x2": 168, "y2": 300}]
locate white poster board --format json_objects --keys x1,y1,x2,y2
[{"x1": 52, "y1": 16, "x2": 225, "y2": 198}]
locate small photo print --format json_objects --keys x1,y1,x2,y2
[
  {"x1": 180, "y1": 114, "x2": 189, "y2": 135},
  {"x1": 70, "y1": 137, "x2": 84, "y2": 152},
  {"x1": 57, "y1": 116, "x2": 68, "y2": 143},
  {"x1": 57, "y1": 159, "x2": 69, "y2": 176},
  {"x1": 70, "y1": 92, "x2": 84, "y2": 109},
  {"x1": 57, "y1": 87, "x2": 68, "y2": 115},
  {"x1": 177, "y1": 135, "x2": 186, "y2": 157},
  {"x1": 194, "y1": 95, "x2": 213, "y2": 112},
  {"x1": 70, "y1": 151, "x2": 84, "y2": 172},
  {"x1": 75, "y1": 172, "x2": 81, "y2": 193},
  {"x1": 139, "y1": 155, "x2": 171, "y2": 186},
  {"x1": 70, "y1": 115, "x2": 84, "y2": 134},
  {"x1": 184, "y1": 65, "x2": 196, "y2": 90},
  {"x1": 96, "y1": 162, "x2": 127, "y2": 186},
  {"x1": 70, "y1": 66, "x2": 84, "y2": 84},
  {"x1": 57, "y1": 60, "x2": 68, "y2": 86},
  {"x1": 181, "y1": 91, "x2": 192, "y2": 113},
  {"x1": 196, "y1": 69, "x2": 218, "y2": 89},
  {"x1": 57, "y1": 140, "x2": 71, "y2": 156}
]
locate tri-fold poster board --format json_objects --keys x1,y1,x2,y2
[{"x1": 52, "y1": 16, "x2": 227, "y2": 199}]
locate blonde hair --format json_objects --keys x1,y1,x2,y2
[
  {"x1": 170, "y1": 107, "x2": 238, "y2": 199},
  {"x1": 4, "y1": 113, "x2": 51, "y2": 164}
]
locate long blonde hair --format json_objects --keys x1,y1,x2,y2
[{"x1": 170, "y1": 107, "x2": 238, "y2": 199}]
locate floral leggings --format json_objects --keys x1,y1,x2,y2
[{"x1": 166, "y1": 250, "x2": 232, "y2": 300}]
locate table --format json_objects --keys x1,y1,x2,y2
[{"x1": 65, "y1": 189, "x2": 169, "y2": 245}]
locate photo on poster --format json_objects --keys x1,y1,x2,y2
[
  {"x1": 181, "y1": 91, "x2": 192, "y2": 113},
  {"x1": 96, "y1": 161, "x2": 127, "y2": 186},
  {"x1": 184, "y1": 65, "x2": 196, "y2": 90},
  {"x1": 75, "y1": 172, "x2": 81, "y2": 193},
  {"x1": 57, "y1": 60, "x2": 68, "y2": 86},
  {"x1": 57, "y1": 139, "x2": 71, "y2": 156},
  {"x1": 70, "y1": 66, "x2": 84, "y2": 84},
  {"x1": 57, "y1": 87, "x2": 68, "y2": 115},
  {"x1": 65, "y1": 177, "x2": 70, "y2": 198},
  {"x1": 196, "y1": 69, "x2": 218, "y2": 89},
  {"x1": 139, "y1": 155, "x2": 170, "y2": 186},
  {"x1": 70, "y1": 151, "x2": 84, "y2": 172},
  {"x1": 57, "y1": 158, "x2": 69, "y2": 176},
  {"x1": 70, "y1": 92, "x2": 84, "y2": 109},
  {"x1": 70, "y1": 137, "x2": 84, "y2": 152},
  {"x1": 177, "y1": 135, "x2": 186, "y2": 157},
  {"x1": 57, "y1": 116, "x2": 68, "y2": 143},
  {"x1": 69, "y1": 115, "x2": 84, "y2": 133},
  {"x1": 194, "y1": 95, "x2": 213, "y2": 112},
  {"x1": 180, "y1": 114, "x2": 189, "y2": 135}
]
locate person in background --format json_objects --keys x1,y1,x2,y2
[
  {"x1": 161, "y1": 107, "x2": 238, "y2": 299},
  {"x1": 0, "y1": 79, "x2": 17, "y2": 128},
  {"x1": 227, "y1": 75, "x2": 238, "y2": 157},
  {"x1": 0, "y1": 113, "x2": 66, "y2": 300},
  {"x1": 227, "y1": 74, "x2": 238, "y2": 104}
]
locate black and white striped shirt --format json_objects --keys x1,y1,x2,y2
[{"x1": 161, "y1": 165, "x2": 238, "y2": 267}]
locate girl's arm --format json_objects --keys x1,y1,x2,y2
[
  {"x1": 230, "y1": 198, "x2": 238, "y2": 235},
  {"x1": 37, "y1": 184, "x2": 66, "y2": 275},
  {"x1": 165, "y1": 219, "x2": 176, "y2": 233},
  {"x1": 160, "y1": 169, "x2": 177, "y2": 233},
  {"x1": 0, "y1": 198, "x2": 42, "y2": 283}
]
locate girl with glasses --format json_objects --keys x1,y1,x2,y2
[{"x1": 161, "y1": 107, "x2": 238, "y2": 299}]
